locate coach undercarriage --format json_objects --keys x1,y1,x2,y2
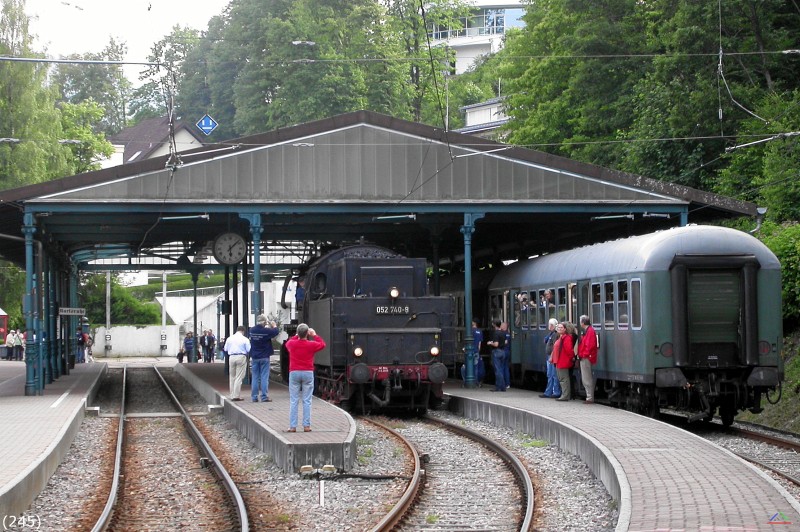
[{"x1": 602, "y1": 367, "x2": 779, "y2": 426}]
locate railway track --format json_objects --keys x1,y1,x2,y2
[
  {"x1": 90, "y1": 366, "x2": 248, "y2": 531},
  {"x1": 366, "y1": 416, "x2": 534, "y2": 531}
]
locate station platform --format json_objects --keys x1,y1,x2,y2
[
  {"x1": 176, "y1": 362, "x2": 356, "y2": 474},
  {"x1": 0, "y1": 358, "x2": 356, "y2": 518},
  {"x1": 0, "y1": 361, "x2": 105, "y2": 518},
  {"x1": 444, "y1": 384, "x2": 800, "y2": 532}
]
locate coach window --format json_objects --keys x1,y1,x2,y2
[
  {"x1": 537, "y1": 289, "x2": 547, "y2": 327},
  {"x1": 617, "y1": 280, "x2": 629, "y2": 329},
  {"x1": 591, "y1": 283, "x2": 601, "y2": 327},
  {"x1": 490, "y1": 294, "x2": 502, "y2": 325},
  {"x1": 515, "y1": 291, "x2": 530, "y2": 329},
  {"x1": 604, "y1": 281, "x2": 615, "y2": 329},
  {"x1": 557, "y1": 286, "x2": 567, "y2": 322},
  {"x1": 631, "y1": 279, "x2": 642, "y2": 329}
]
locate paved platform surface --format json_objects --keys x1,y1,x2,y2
[
  {"x1": 444, "y1": 383, "x2": 800, "y2": 532},
  {"x1": 0, "y1": 360, "x2": 105, "y2": 517},
  {"x1": 177, "y1": 362, "x2": 356, "y2": 472}
]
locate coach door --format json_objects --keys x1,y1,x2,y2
[
  {"x1": 507, "y1": 289, "x2": 531, "y2": 375},
  {"x1": 567, "y1": 281, "x2": 590, "y2": 324}
]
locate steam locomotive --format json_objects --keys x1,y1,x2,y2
[{"x1": 282, "y1": 245, "x2": 457, "y2": 414}]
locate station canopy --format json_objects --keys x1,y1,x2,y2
[{"x1": 0, "y1": 110, "x2": 756, "y2": 274}]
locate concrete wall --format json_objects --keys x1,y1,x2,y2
[{"x1": 92, "y1": 325, "x2": 181, "y2": 358}]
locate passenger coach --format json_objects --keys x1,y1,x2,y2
[{"x1": 487, "y1": 225, "x2": 783, "y2": 424}]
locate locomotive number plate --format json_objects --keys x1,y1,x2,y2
[{"x1": 376, "y1": 305, "x2": 410, "y2": 315}]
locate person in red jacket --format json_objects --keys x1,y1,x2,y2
[
  {"x1": 577, "y1": 315, "x2": 599, "y2": 404},
  {"x1": 553, "y1": 322, "x2": 574, "y2": 401},
  {"x1": 285, "y1": 323, "x2": 326, "y2": 432}
]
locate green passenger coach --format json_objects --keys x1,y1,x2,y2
[{"x1": 487, "y1": 225, "x2": 782, "y2": 425}]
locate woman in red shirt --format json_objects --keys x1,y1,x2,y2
[{"x1": 552, "y1": 322, "x2": 574, "y2": 401}]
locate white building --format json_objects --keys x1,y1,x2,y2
[{"x1": 429, "y1": 1, "x2": 525, "y2": 74}]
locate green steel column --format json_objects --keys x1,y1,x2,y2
[
  {"x1": 461, "y1": 212, "x2": 485, "y2": 389},
  {"x1": 245, "y1": 214, "x2": 264, "y2": 315},
  {"x1": 41, "y1": 249, "x2": 51, "y2": 384},
  {"x1": 69, "y1": 265, "x2": 79, "y2": 371},
  {"x1": 23, "y1": 213, "x2": 38, "y2": 395},
  {"x1": 47, "y1": 255, "x2": 59, "y2": 379}
]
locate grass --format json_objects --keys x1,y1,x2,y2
[
  {"x1": 426, "y1": 514, "x2": 440, "y2": 524},
  {"x1": 520, "y1": 437, "x2": 549, "y2": 448},
  {"x1": 736, "y1": 330, "x2": 800, "y2": 432}
]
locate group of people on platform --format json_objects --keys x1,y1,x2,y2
[
  {"x1": 462, "y1": 315, "x2": 598, "y2": 403},
  {"x1": 3, "y1": 329, "x2": 26, "y2": 361},
  {"x1": 214, "y1": 315, "x2": 324, "y2": 433},
  {"x1": 177, "y1": 329, "x2": 219, "y2": 363},
  {"x1": 74, "y1": 327, "x2": 93, "y2": 363}
]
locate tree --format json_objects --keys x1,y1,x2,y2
[
  {"x1": 59, "y1": 100, "x2": 115, "y2": 174},
  {"x1": 52, "y1": 39, "x2": 132, "y2": 136},
  {"x1": 0, "y1": 0, "x2": 70, "y2": 190},
  {"x1": 131, "y1": 25, "x2": 201, "y2": 124},
  {"x1": 0, "y1": 260, "x2": 25, "y2": 330},
  {"x1": 81, "y1": 274, "x2": 161, "y2": 325}
]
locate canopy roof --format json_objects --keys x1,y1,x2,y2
[{"x1": 0, "y1": 110, "x2": 755, "y2": 271}]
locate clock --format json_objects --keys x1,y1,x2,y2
[{"x1": 213, "y1": 232, "x2": 247, "y2": 265}]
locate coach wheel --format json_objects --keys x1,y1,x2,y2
[{"x1": 719, "y1": 403, "x2": 736, "y2": 427}]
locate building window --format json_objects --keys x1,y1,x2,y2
[{"x1": 429, "y1": 8, "x2": 523, "y2": 41}]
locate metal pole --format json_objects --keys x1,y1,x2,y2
[
  {"x1": 461, "y1": 212, "x2": 485, "y2": 389},
  {"x1": 22, "y1": 213, "x2": 38, "y2": 395}
]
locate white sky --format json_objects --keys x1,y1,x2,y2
[{"x1": 25, "y1": 0, "x2": 229, "y2": 80}]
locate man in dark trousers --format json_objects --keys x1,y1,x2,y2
[
  {"x1": 200, "y1": 329, "x2": 217, "y2": 363},
  {"x1": 249, "y1": 315, "x2": 280, "y2": 402},
  {"x1": 487, "y1": 320, "x2": 507, "y2": 392}
]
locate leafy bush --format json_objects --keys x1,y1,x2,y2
[{"x1": 757, "y1": 222, "x2": 800, "y2": 329}]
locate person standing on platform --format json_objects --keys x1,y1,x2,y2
[
  {"x1": 200, "y1": 329, "x2": 216, "y2": 363},
  {"x1": 488, "y1": 320, "x2": 507, "y2": 392},
  {"x1": 75, "y1": 327, "x2": 86, "y2": 363},
  {"x1": 5, "y1": 329, "x2": 17, "y2": 361},
  {"x1": 553, "y1": 322, "x2": 574, "y2": 401},
  {"x1": 182, "y1": 331, "x2": 196, "y2": 363},
  {"x1": 500, "y1": 321, "x2": 511, "y2": 389},
  {"x1": 285, "y1": 323, "x2": 325, "y2": 432},
  {"x1": 249, "y1": 315, "x2": 280, "y2": 402},
  {"x1": 224, "y1": 326, "x2": 251, "y2": 401},
  {"x1": 540, "y1": 318, "x2": 562, "y2": 398},
  {"x1": 577, "y1": 315, "x2": 598, "y2": 404}
]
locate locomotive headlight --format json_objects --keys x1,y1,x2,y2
[
  {"x1": 353, "y1": 346, "x2": 364, "y2": 357},
  {"x1": 430, "y1": 346, "x2": 440, "y2": 357},
  {"x1": 389, "y1": 286, "x2": 400, "y2": 299}
]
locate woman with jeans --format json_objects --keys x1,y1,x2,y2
[{"x1": 285, "y1": 323, "x2": 326, "y2": 432}]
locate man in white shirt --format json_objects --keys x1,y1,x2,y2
[{"x1": 224, "y1": 326, "x2": 251, "y2": 401}]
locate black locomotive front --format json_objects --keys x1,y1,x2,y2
[{"x1": 298, "y1": 245, "x2": 456, "y2": 413}]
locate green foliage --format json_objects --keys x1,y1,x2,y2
[
  {"x1": 52, "y1": 39, "x2": 132, "y2": 136},
  {"x1": 59, "y1": 100, "x2": 115, "y2": 174},
  {"x1": 756, "y1": 222, "x2": 800, "y2": 327},
  {"x1": 81, "y1": 274, "x2": 161, "y2": 325},
  {"x1": 0, "y1": 261, "x2": 25, "y2": 330},
  {"x1": 0, "y1": 0, "x2": 71, "y2": 190},
  {"x1": 128, "y1": 273, "x2": 227, "y2": 300}
]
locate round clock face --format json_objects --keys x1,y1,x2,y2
[{"x1": 213, "y1": 232, "x2": 247, "y2": 265}]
